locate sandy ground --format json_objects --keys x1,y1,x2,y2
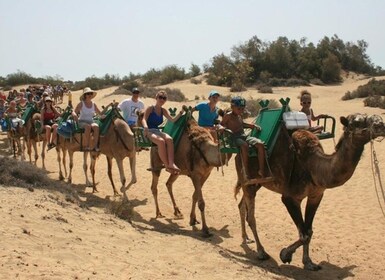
[{"x1": 1, "y1": 74, "x2": 385, "y2": 279}]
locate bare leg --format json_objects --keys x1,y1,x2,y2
[{"x1": 91, "y1": 124, "x2": 99, "y2": 150}]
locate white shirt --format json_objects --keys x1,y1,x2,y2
[{"x1": 118, "y1": 98, "x2": 144, "y2": 125}]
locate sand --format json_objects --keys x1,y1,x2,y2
[{"x1": 1, "y1": 74, "x2": 385, "y2": 279}]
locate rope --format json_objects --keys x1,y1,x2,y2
[{"x1": 370, "y1": 140, "x2": 385, "y2": 218}]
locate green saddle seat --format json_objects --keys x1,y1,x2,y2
[{"x1": 219, "y1": 98, "x2": 289, "y2": 157}]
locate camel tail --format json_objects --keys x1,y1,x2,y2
[{"x1": 234, "y1": 184, "x2": 242, "y2": 200}]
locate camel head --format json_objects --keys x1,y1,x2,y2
[{"x1": 340, "y1": 113, "x2": 385, "y2": 143}]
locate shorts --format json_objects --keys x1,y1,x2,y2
[
  {"x1": 44, "y1": 119, "x2": 55, "y2": 126},
  {"x1": 147, "y1": 128, "x2": 167, "y2": 137},
  {"x1": 78, "y1": 120, "x2": 97, "y2": 128},
  {"x1": 232, "y1": 133, "x2": 263, "y2": 147}
]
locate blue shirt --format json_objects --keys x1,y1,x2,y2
[
  {"x1": 195, "y1": 102, "x2": 218, "y2": 127},
  {"x1": 147, "y1": 106, "x2": 163, "y2": 129}
]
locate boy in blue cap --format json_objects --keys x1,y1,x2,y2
[{"x1": 221, "y1": 96, "x2": 273, "y2": 183}]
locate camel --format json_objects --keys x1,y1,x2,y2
[
  {"x1": 56, "y1": 103, "x2": 137, "y2": 196},
  {"x1": 89, "y1": 105, "x2": 137, "y2": 196},
  {"x1": 24, "y1": 112, "x2": 49, "y2": 168},
  {"x1": 139, "y1": 111, "x2": 230, "y2": 237},
  {"x1": 235, "y1": 113, "x2": 385, "y2": 270},
  {"x1": 6, "y1": 125, "x2": 25, "y2": 160}
]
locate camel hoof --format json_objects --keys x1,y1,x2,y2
[
  {"x1": 189, "y1": 218, "x2": 200, "y2": 226},
  {"x1": 174, "y1": 208, "x2": 183, "y2": 219},
  {"x1": 242, "y1": 237, "x2": 254, "y2": 244},
  {"x1": 201, "y1": 229, "x2": 213, "y2": 238},
  {"x1": 280, "y1": 248, "x2": 293, "y2": 264},
  {"x1": 92, "y1": 188, "x2": 99, "y2": 193},
  {"x1": 156, "y1": 213, "x2": 165, "y2": 218},
  {"x1": 304, "y1": 261, "x2": 322, "y2": 271},
  {"x1": 256, "y1": 250, "x2": 270, "y2": 261}
]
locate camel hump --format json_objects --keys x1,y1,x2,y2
[
  {"x1": 113, "y1": 118, "x2": 135, "y2": 149},
  {"x1": 292, "y1": 130, "x2": 322, "y2": 156}
]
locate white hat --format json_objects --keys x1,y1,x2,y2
[{"x1": 81, "y1": 87, "x2": 97, "y2": 100}]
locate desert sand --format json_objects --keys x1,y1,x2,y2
[{"x1": 1, "y1": 74, "x2": 385, "y2": 279}]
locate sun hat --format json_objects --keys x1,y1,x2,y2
[
  {"x1": 81, "y1": 87, "x2": 97, "y2": 100},
  {"x1": 132, "y1": 87, "x2": 140, "y2": 93},
  {"x1": 208, "y1": 90, "x2": 220, "y2": 98},
  {"x1": 231, "y1": 96, "x2": 246, "y2": 107},
  {"x1": 44, "y1": 96, "x2": 53, "y2": 102}
]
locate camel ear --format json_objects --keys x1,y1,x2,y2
[{"x1": 340, "y1": 116, "x2": 349, "y2": 127}]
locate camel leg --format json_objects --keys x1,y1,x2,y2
[
  {"x1": 26, "y1": 139, "x2": 32, "y2": 163},
  {"x1": 68, "y1": 151, "x2": 74, "y2": 184},
  {"x1": 190, "y1": 175, "x2": 211, "y2": 237},
  {"x1": 280, "y1": 194, "x2": 323, "y2": 271},
  {"x1": 128, "y1": 155, "x2": 137, "y2": 185},
  {"x1": 238, "y1": 196, "x2": 250, "y2": 243},
  {"x1": 33, "y1": 141, "x2": 39, "y2": 165},
  {"x1": 90, "y1": 153, "x2": 99, "y2": 193},
  {"x1": 165, "y1": 173, "x2": 183, "y2": 218},
  {"x1": 83, "y1": 152, "x2": 92, "y2": 187},
  {"x1": 56, "y1": 147, "x2": 65, "y2": 181},
  {"x1": 105, "y1": 156, "x2": 117, "y2": 195},
  {"x1": 115, "y1": 158, "x2": 126, "y2": 196},
  {"x1": 120, "y1": 155, "x2": 137, "y2": 195},
  {"x1": 150, "y1": 169, "x2": 163, "y2": 218},
  {"x1": 241, "y1": 185, "x2": 269, "y2": 260},
  {"x1": 41, "y1": 141, "x2": 46, "y2": 169}
]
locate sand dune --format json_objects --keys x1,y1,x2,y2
[{"x1": 1, "y1": 75, "x2": 385, "y2": 279}]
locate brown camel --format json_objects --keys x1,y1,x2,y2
[
  {"x1": 144, "y1": 116, "x2": 230, "y2": 237},
  {"x1": 24, "y1": 112, "x2": 49, "y2": 168},
  {"x1": 235, "y1": 113, "x2": 385, "y2": 270},
  {"x1": 56, "y1": 104, "x2": 137, "y2": 196},
  {"x1": 89, "y1": 116, "x2": 137, "y2": 196}
]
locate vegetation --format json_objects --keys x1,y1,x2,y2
[
  {"x1": 206, "y1": 35, "x2": 384, "y2": 91},
  {"x1": 342, "y1": 78, "x2": 385, "y2": 109},
  {"x1": 1, "y1": 35, "x2": 383, "y2": 95}
]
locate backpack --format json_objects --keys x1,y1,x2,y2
[{"x1": 57, "y1": 119, "x2": 76, "y2": 138}]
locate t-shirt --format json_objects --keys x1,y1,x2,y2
[
  {"x1": 195, "y1": 102, "x2": 218, "y2": 127},
  {"x1": 118, "y1": 99, "x2": 145, "y2": 125}
]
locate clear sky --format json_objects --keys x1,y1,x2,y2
[{"x1": 1, "y1": 0, "x2": 384, "y2": 81}]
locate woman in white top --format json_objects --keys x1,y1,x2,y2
[{"x1": 72, "y1": 87, "x2": 102, "y2": 151}]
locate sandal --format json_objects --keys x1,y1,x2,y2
[{"x1": 47, "y1": 143, "x2": 56, "y2": 151}]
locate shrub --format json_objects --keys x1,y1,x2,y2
[
  {"x1": 190, "y1": 78, "x2": 202, "y2": 84},
  {"x1": 246, "y1": 98, "x2": 279, "y2": 117},
  {"x1": 258, "y1": 85, "x2": 273, "y2": 93},
  {"x1": 194, "y1": 95, "x2": 200, "y2": 100},
  {"x1": 364, "y1": 96, "x2": 385, "y2": 109}
]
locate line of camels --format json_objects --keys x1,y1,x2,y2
[{"x1": 5, "y1": 102, "x2": 385, "y2": 271}]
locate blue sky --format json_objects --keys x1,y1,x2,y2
[{"x1": 1, "y1": 0, "x2": 384, "y2": 81}]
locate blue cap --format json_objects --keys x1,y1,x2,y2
[
  {"x1": 231, "y1": 96, "x2": 246, "y2": 107},
  {"x1": 208, "y1": 90, "x2": 220, "y2": 98}
]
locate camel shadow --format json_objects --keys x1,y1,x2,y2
[
  {"x1": 128, "y1": 208, "x2": 232, "y2": 245},
  {"x1": 216, "y1": 243, "x2": 356, "y2": 280}
]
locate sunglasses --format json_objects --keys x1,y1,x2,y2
[
  {"x1": 302, "y1": 101, "x2": 311, "y2": 105},
  {"x1": 86, "y1": 92, "x2": 93, "y2": 96},
  {"x1": 158, "y1": 96, "x2": 167, "y2": 100}
]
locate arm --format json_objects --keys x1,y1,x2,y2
[
  {"x1": 163, "y1": 107, "x2": 183, "y2": 122},
  {"x1": 72, "y1": 102, "x2": 81, "y2": 121},
  {"x1": 141, "y1": 106, "x2": 151, "y2": 129}
]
